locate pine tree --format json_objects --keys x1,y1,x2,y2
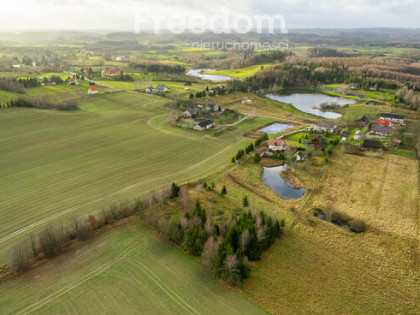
[{"x1": 221, "y1": 185, "x2": 227, "y2": 195}]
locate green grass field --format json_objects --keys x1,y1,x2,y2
[
  {"x1": 0, "y1": 92, "x2": 273, "y2": 263},
  {"x1": 203, "y1": 64, "x2": 269, "y2": 78},
  {"x1": 0, "y1": 222, "x2": 265, "y2": 314}
]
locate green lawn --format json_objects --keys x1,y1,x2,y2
[
  {"x1": 0, "y1": 222, "x2": 265, "y2": 314},
  {"x1": 0, "y1": 92, "x2": 271, "y2": 263},
  {"x1": 394, "y1": 148, "x2": 418, "y2": 159}
]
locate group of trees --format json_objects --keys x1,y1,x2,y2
[
  {"x1": 396, "y1": 86, "x2": 420, "y2": 111},
  {"x1": 0, "y1": 77, "x2": 25, "y2": 94},
  {"x1": 232, "y1": 142, "x2": 255, "y2": 162},
  {"x1": 18, "y1": 77, "x2": 40, "y2": 88},
  {"x1": 159, "y1": 197, "x2": 284, "y2": 285},
  {"x1": 1, "y1": 97, "x2": 79, "y2": 111},
  {"x1": 129, "y1": 63, "x2": 186, "y2": 75}
]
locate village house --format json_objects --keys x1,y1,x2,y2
[
  {"x1": 101, "y1": 69, "x2": 119, "y2": 77},
  {"x1": 378, "y1": 113, "x2": 404, "y2": 125},
  {"x1": 294, "y1": 151, "x2": 305, "y2": 161},
  {"x1": 349, "y1": 83, "x2": 357, "y2": 90},
  {"x1": 334, "y1": 126, "x2": 344, "y2": 135},
  {"x1": 68, "y1": 77, "x2": 79, "y2": 85},
  {"x1": 183, "y1": 107, "x2": 197, "y2": 118},
  {"x1": 376, "y1": 118, "x2": 391, "y2": 127},
  {"x1": 209, "y1": 87, "x2": 221, "y2": 95},
  {"x1": 315, "y1": 121, "x2": 336, "y2": 133},
  {"x1": 83, "y1": 67, "x2": 90, "y2": 74},
  {"x1": 371, "y1": 125, "x2": 392, "y2": 137},
  {"x1": 354, "y1": 130, "x2": 364, "y2": 141},
  {"x1": 268, "y1": 139, "x2": 286, "y2": 151},
  {"x1": 156, "y1": 85, "x2": 168, "y2": 92},
  {"x1": 193, "y1": 118, "x2": 214, "y2": 131},
  {"x1": 311, "y1": 136, "x2": 327, "y2": 149},
  {"x1": 88, "y1": 85, "x2": 99, "y2": 95},
  {"x1": 204, "y1": 104, "x2": 219, "y2": 113}
]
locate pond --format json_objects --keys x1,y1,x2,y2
[
  {"x1": 186, "y1": 69, "x2": 232, "y2": 81},
  {"x1": 259, "y1": 123, "x2": 293, "y2": 134},
  {"x1": 266, "y1": 93, "x2": 357, "y2": 119},
  {"x1": 261, "y1": 165, "x2": 304, "y2": 200}
]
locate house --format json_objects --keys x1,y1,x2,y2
[
  {"x1": 371, "y1": 125, "x2": 392, "y2": 137},
  {"x1": 145, "y1": 86, "x2": 154, "y2": 93},
  {"x1": 268, "y1": 139, "x2": 286, "y2": 151},
  {"x1": 68, "y1": 77, "x2": 79, "y2": 85},
  {"x1": 311, "y1": 136, "x2": 327, "y2": 149},
  {"x1": 193, "y1": 119, "x2": 214, "y2": 131},
  {"x1": 356, "y1": 115, "x2": 369, "y2": 126},
  {"x1": 242, "y1": 99, "x2": 252, "y2": 105},
  {"x1": 101, "y1": 69, "x2": 119, "y2": 76},
  {"x1": 392, "y1": 138, "x2": 402, "y2": 146},
  {"x1": 204, "y1": 104, "x2": 219, "y2": 113},
  {"x1": 156, "y1": 85, "x2": 168, "y2": 92},
  {"x1": 83, "y1": 67, "x2": 90, "y2": 74},
  {"x1": 88, "y1": 85, "x2": 99, "y2": 95},
  {"x1": 183, "y1": 107, "x2": 197, "y2": 118},
  {"x1": 209, "y1": 87, "x2": 221, "y2": 95},
  {"x1": 354, "y1": 130, "x2": 364, "y2": 141},
  {"x1": 334, "y1": 126, "x2": 344, "y2": 135},
  {"x1": 315, "y1": 121, "x2": 336, "y2": 133},
  {"x1": 294, "y1": 151, "x2": 305, "y2": 161},
  {"x1": 378, "y1": 113, "x2": 404, "y2": 125},
  {"x1": 349, "y1": 83, "x2": 357, "y2": 90},
  {"x1": 376, "y1": 119, "x2": 391, "y2": 127}
]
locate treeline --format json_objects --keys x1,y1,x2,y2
[
  {"x1": 232, "y1": 142, "x2": 256, "y2": 162},
  {"x1": 396, "y1": 86, "x2": 420, "y2": 111},
  {"x1": 129, "y1": 63, "x2": 186, "y2": 74},
  {"x1": 9, "y1": 184, "x2": 176, "y2": 272},
  {"x1": 308, "y1": 48, "x2": 344, "y2": 58},
  {"x1": 1, "y1": 97, "x2": 79, "y2": 111},
  {"x1": 158, "y1": 198, "x2": 284, "y2": 285},
  {"x1": 19, "y1": 77, "x2": 40, "y2": 88},
  {"x1": 0, "y1": 78, "x2": 25, "y2": 94}
]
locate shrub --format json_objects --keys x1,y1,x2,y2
[
  {"x1": 38, "y1": 225, "x2": 65, "y2": 257},
  {"x1": 350, "y1": 219, "x2": 367, "y2": 233},
  {"x1": 10, "y1": 241, "x2": 32, "y2": 271},
  {"x1": 221, "y1": 185, "x2": 227, "y2": 195}
]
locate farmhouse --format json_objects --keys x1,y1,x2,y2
[
  {"x1": 145, "y1": 86, "x2": 154, "y2": 93},
  {"x1": 183, "y1": 107, "x2": 197, "y2": 118},
  {"x1": 376, "y1": 119, "x2": 391, "y2": 127},
  {"x1": 268, "y1": 139, "x2": 286, "y2": 151},
  {"x1": 209, "y1": 87, "x2": 221, "y2": 95},
  {"x1": 334, "y1": 126, "x2": 344, "y2": 135},
  {"x1": 294, "y1": 151, "x2": 305, "y2": 161},
  {"x1": 193, "y1": 119, "x2": 214, "y2": 131},
  {"x1": 156, "y1": 85, "x2": 168, "y2": 92},
  {"x1": 68, "y1": 77, "x2": 79, "y2": 85},
  {"x1": 379, "y1": 113, "x2": 404, "y2": 125},
  {"x1": 311, "y1": 136, "x2": 326, "y2": 149},
  {"x1": 371, "y1": 125, "x2": 392, "y2": 137},
  {"x1": 354, "y1": 130, "x2": 364, "y2": 141},
  {"x1": 205, "y1": 104, "x2": 219, "y2": 113},
  {"x1": 101, "y1": 69, "x2": 119, "y2": 76},
  {"x1": 88, "y1": 85, "x2": 99, "y2": 95},
  {"x1": 315, "y1": 121, "x2": 336, "y2": 133},
  {"x1": 83, "y1": 67, "x2": 90, "y2": 74}
]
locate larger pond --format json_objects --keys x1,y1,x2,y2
[
  {"x1": 261, "y1": 165, "x2": 304, "y2": 200},
  {"x1": 266, "y1": 93, "x2": 357, "y2": 119},
  {"x1": 186, "y1": 69, "x2": 232, "y2": 81}
]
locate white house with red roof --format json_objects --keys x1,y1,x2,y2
[
  {"x1": 88, "y1": 85, "x2": 99, "y2": 95},
  {"x1": 68, "y1": 77, "x2": 79, "y2": 85},
  {"x1": 268, "y1": 139, "x2": 286, "y2": 151}
]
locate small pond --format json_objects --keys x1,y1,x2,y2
[
  {"x1": 266, "y1": 93, "x2": 357, "y2": 119},
  {"x1": 186, "y1": 69, "x2": 232, "y2": 81},
  {"x1": 259, "y1": 123, "x2": 293, "y2": 134},
  {"x1": 261, "y1": 165, "x2": 304, "y2": 200}
]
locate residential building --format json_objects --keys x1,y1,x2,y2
[
  {"x1": 88, "y1": 85, "x2": 99, "y2": 95},
  {"x1": 268, "y1": 139, "x2": 286, "y2": 151},
  {"x1": 378, "y1": 113, "x2": 404, "y2": 125},
  {"x1": 315, "y1": 121, "x2": 336, "y2": 133}
]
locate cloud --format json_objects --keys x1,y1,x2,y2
[{"x1": 0, "y1": 0, "x2": 418, "y2": 31}]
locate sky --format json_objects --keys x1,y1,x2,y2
[{"x1": 0, "y1": 0, "x2": 419, "y2": 32}]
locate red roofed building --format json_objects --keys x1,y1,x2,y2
[
  {"x1": 68, "y1": 77, "x2": 79, "y2": 85},
  {"x1": 268, "y1": 139, "x2": 286, "y2": 151},
  {"x1": 377, "y1": 119, "x2": 391, "y2": 127},
  {"x1": 88, "y1": 85, "x2": 99, "y2": 95},
  {"x1": 101, "y1": 69, "x2": 119, "y2": 76}
]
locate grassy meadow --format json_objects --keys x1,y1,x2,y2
[
  {"x1": 0, "y1": 91, "x2": 275, "y2": 263},
  {"x1": 0, "y1": 222, "x2": 265, "y2": 314},
  {"x1": 201, "y1": 148, "x2": 420, "y2": 314}
]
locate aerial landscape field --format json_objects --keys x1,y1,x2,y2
[{"x1": 0, "y1": 0, "x2": 419, "y2": 314}]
